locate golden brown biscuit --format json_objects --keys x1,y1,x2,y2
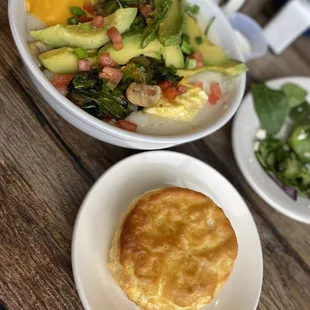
[{"x1": 109, "y1": 187, "x2": 238, "y2": 310}]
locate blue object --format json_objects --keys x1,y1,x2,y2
[
  {"x1": 228, "y1": 13, "x2": 268, "y2": 62},
  {"x1": 276, "y1": 0, "x2": 310, "y2": 36}
]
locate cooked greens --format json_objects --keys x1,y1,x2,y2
[
  {"x1": 68, "y1": 71, "x2": 132, "y2": 120},
  {"x1": 253, "y1": 83, "x2": 310, "y2": 200},
  {"x1": 149, "y1": 57, "x2": 182, "y2": 83}
]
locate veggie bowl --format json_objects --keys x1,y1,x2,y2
[{"x1": 9, "y1": 0, "x2": 246, "y2": 149}]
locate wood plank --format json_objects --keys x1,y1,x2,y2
[{"x1": 0, "y1": 55, "x2": 87, "y2": 310}]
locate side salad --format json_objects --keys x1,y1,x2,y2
[
  {"x1": 252, "y1": 83, "x2": 310, "y2": 200},
  {"x1": 27, "y1": 0, "x2": 247, "y2": 133}
]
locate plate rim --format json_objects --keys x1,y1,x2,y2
[
  {"x1": 72, "y1": 150, "x2": 263, "y2": 310},
  {"x1": 232, "y1": 76, "x2": 310, "y2": 224}
]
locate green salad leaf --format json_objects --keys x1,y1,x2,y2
[
  {"x1": 289, "y1": 101, "x2": 310, "y2": 126},
  {"x1": 251, "y1": 83, "x2": 289, "y2": 136},
  {"x1": 289, "y1": 126, "x2": 310, "y2": 164},
  {"x1": 255, "y1": 138, "x2": 310, "y2": 197},
  {"x1": 282, "y1": 83, "x2": 307, "y2": 108}
]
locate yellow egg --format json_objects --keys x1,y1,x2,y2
[
  {"x1": 145, "y1": 85, "x2": 208, "y2": 122},
  {"x1": 26, "y1": 0, "x2": 86, "y2": 26}
]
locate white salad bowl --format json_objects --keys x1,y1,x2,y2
[{"x1": 9, "y1": 0, "x2": 245, "y2": 150}]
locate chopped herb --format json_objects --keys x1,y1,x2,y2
[
  {"x1": 205, "y1": 16, "x2": 216, "y2": 35},
  {"x1": 68, "y1": 16, "x2": 79, "y2": 25},
  {"x1": 181, "y1": 34, "x2": 193, "y2": 55},
  {"x1": 185, "y1": 57, "x2": 197, "y2": 69},
  {"x1": 70, "y1": 6, "x2": 86, "y2": 17},
  {"x1": 195, "y1": 36, "x2": 203, "y2": 45},
  {"x1": 191, "y1": 4, "x2": 200, "y2": 14},
  {"x1": 184, "y1": 3, "x2": 200, "y2": 15},
  {"x1": 74, "y1": 47, "x2": 89, "y2": 59}
]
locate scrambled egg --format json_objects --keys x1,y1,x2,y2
[
  {"x1": 26, "y1": 0, "x2": 85, "y2": 26},
  {"x1": 145, "y1": 84, "x2": 208, "y2": 122}
]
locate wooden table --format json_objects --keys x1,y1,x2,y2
[{"x1": 1, "y1": 1, "x2": 310, "y2": 309}]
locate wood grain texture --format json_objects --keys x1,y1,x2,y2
[{"x1": 1, "y1": 0, "x2": 310, "y2": 309}]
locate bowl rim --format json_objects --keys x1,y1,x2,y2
[{"x1": 9, "y1": 0, "x2": 246, "y2": 144}]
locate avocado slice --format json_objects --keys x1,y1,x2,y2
[
  {"x1": 183, "y1": 14, "x2": 229, "y2": 66},
  {"x1": 162, "y1": 45, "x2": 184, "y2": 68},
  {"x1": 158, "y1": 0, "x2": 184, "y2": 46},
  {"x1": 98, "y1": 33, "x2": 164, "y2": 65},
  {"x1": 177, "y1": 60, "x2": 248, "y2": 77},
  {"x1": 30, "y1": 8, "x2": 137, "y2": 50},
  {"x1": 39, "y1": 47, "x2": 97, "y2": 74}
]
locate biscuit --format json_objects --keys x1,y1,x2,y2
[{"x1": 109, "y1": 187, "x2": 238, "y2": 309}]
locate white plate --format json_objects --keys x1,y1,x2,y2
[
  {"x1": 72, "y1": 151, "x2": 263, "y2": 310},
  {"x1": 232, "y1": 77, "x2": 310, "y2": 224}
]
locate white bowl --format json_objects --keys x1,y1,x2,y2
[
  {"x1": 72, "y1": 151, "x2": 263, "y2": 310},
  {"x1": 9, "y1": 0, "x2": 246, "y2": 150}
]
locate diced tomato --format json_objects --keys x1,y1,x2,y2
[
  {"x1": 99, "y1": 67, "x2": 123, "y2": 84},
  {"x1": 83, "y1": 2, "x2": 95, "y2": 15},
  {"x1": 78, "y1": 59, "x2": 91, "y2": 72},
  {"x1": 99, "y1": 53, "x2": 116, "y2": 67},
  {"x1": 107, "y1": 27, "x2": 123, "y2": 51},
  {"x1": 91, "y1": 16, "x2": 105, "y2": 29},
  {"x1": 209, "y1": 82, "x2": 222, "y2": 105},
  {"x1": 196, "y1": 60, "x2": 204, "y2": 68},
  {"x1": 115, "y1": 120, "x2": 137, "y2": 132},
  {"x1": 191, "y1": 82, "x2": 203, "y2": 89},
  {"x1": 189, "y1": 51, "x2": 203, "y2": 62},
  {"x1": 176, "y1": 85, "x2": 187, "y2": 94},
  {"x1": 139, "y1": 4, "x2": 153, "y2": 17},
  {"x1": 158, "y1": 80, "x2": 172, "y2": 91},
  {"x1": 51, "y1": 74, "x2": 74, "y2": 89},
  {"x1": 78, "y1": 15, "x2": 93, "y2": 23},
  {"x1": 164, "y1": 87, "x2": 179, "y2": 101}
]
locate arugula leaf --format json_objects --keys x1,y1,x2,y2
[
  {"x1": 289, "y1": 101, "x2": 310, "y2": 126},
  {"x1": 282, "y1": 83, "x2": 307, "y2": 108},
  {"x1": 251, "y1": 83, "x2": 289, "y2": 136},
  {"x1": 289, "y1": 126, "x2": 310, "y2": 164}
]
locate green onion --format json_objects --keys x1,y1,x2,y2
[
  {"x1": 191, "y1": 4, "x2": 200, "y2": 14},
  {"x1": 205, "y1": 16, "x2": 216, "y2": 35},
  {"x1": 185, "y1": 58, "x2": 197, "y2": 69},
  {"x1": 195, "y1": 36, "x2": 203, "y2": 45},
  {"x1": 70, "y1": 6, "x2": 86, "y2": 17},
  {"x1": 74, "y1": 47, "x2": 89, "y2": 59},
  {"x1": 181, "y1": 34, "x2": 193, "y2": 55},
  {"x1": 68, "y1": 16, "x2": 78, "y2": 25}
]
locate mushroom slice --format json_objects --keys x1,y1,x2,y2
[{"x1": 126, "y1": 82, "x2": 162, "y2": 108}]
